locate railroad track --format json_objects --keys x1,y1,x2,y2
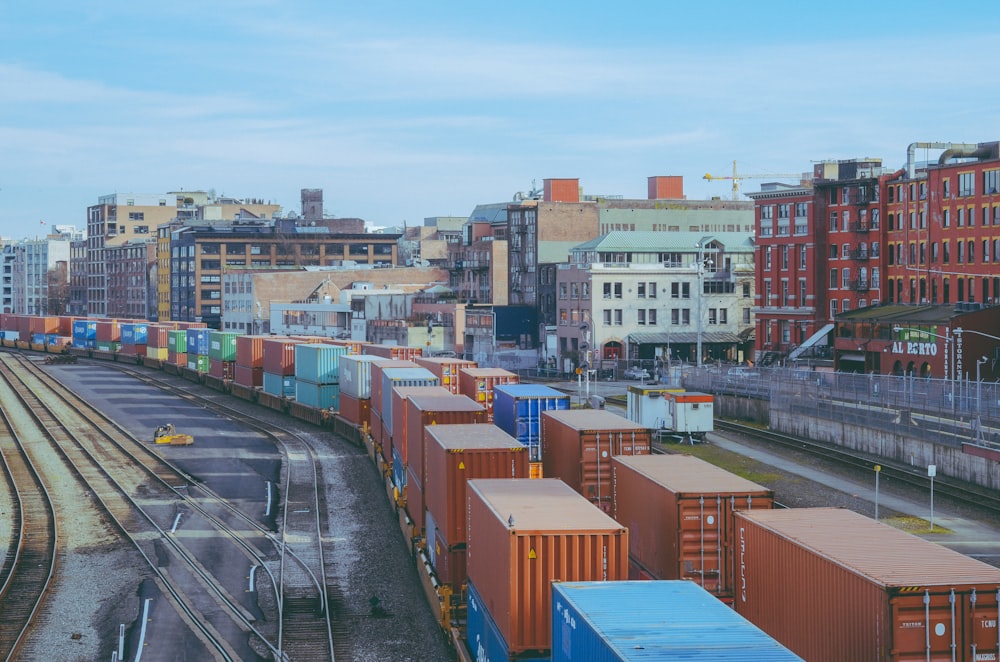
[
  {"x1": 0, "y1": 393, "x2": 58, "y2": 662},
  {"x1": 92, "y1": 359, "x2": 340, "y2": 661},
  {"x1": 715, "y1": 420, "x2": 1000, "y2": 515}
]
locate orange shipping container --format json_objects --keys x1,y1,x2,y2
[
  {"x1": 424, "y1": 424, "x2": 529, "y2": 548},
  {"x1": 734, "y1": 508, "x2": 1000, "y2": 662},
  {"x1": 610, "y1": 454, "x2": 773, "y2": 600},
  {"x1": 95, "y1": 319, "x2": 120, "y2": 342},
  {"x1": 29, "y1": 316, "x2": 60, "y2": 335},
  {"x1": 541, "y1": 409, "x2": 651, "y2": 512},
  {"x1": 364, "y1": 343, "x2": 423, "y2": 360},
  {"x1": 338, "y1": 392, "x2": 371, "y2": 429},
  {"x1": 466, "y1": 479, "x2": 628, "y2": 656},
  {"x1": 458, "y1": 367, "x2": 519, "y2": 420},
  {"x1": 235, "y1": 335, "x2": 265, "y2": 369},
  {"x1": 403, "y1": 394, "x2": 487, "y2": 534},
  {"x1": 413, "y1": 357, "x2": 477, "y2": 394},
  {"x1": 387, "y1": 386, "x2": 451, "y2": 468}
]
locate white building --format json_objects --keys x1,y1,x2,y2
[{"x1": 9, "y1": 231, "x2": 78, "y2": 315}]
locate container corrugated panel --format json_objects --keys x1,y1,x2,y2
[
  {"x1": 95, "y1": 320, "x2": 120, "y2": 342},
  {"x1": 431, "y1": 521, "x2": 466, "y2": 593},
  {"x1": 262, "y1": 372, "x2": 295, "y2": 397},
  {"x1": 466, "y1": 580, "x2": 550, "y2": 662},
  {"x1": 96, "y1": 340, "x2": 121, "y2": 353},
  {"x1": 57, "y1": 316, "x2": 75, "y2": 336},
  {"x1": 187, "y1": 354, "x2": 210, "y2": 372},
  {"x1": 551, "y1": 581, "x2": 803, "y2": 661},
  {"x1": 15, "y1": 315, "x2": 30, "y2": 337},
  {"x1": 611, "y1": 454, "x2": 773, "y2": 601},
  {"x1": 467, "y1": 479, "x2": 628, "y2": 656},
  {"x1": 493, "y1": 384, "x2": 571, "y2": 462},
  {"x1": 385, "y1": 385, "x2": 450, "y2": 467},
  {"x1": 369, "y1": 360, "x2": 419, "y2": 418},
  {"x1": 260, "y1": 337, "x2": 297, "y2": 375},
  {"x1": 338, "y1": 392, "x2": 370, "y2": 428},
  {"x1": 234, "y1": 365, "x2": 263, "y2": 388},
  {"x1": 186, "y1": 328, "x2": 211, "y2": 356},
  {"x1": 72, "y1": 319, "x2": 97, "y2": 341},
  {"x1": 120, "y1": 323, "x2": 149, "y2": 346},
  {"x1": 403, "y1": 394, "x2": 487, "y2": 534},
  {"x1": 294, "y1": 380, "x2": 339, "y2": 410},
  {"x1": 167, "y1": 351, "x2": 186, "y2": 366},
  {"x1": 381, "y1": 368, "x2": 439, "y2": 436},
  {"x1": 735, "y1": 507, "x2": 1000, "y2": 662},
  {"x1": 458, "y1": 368, "x2": 520, "y2": 419},
  {"x1": 208, "y1": 359, "x2": 235, "y2": 380},
  {"x1": 425, "y1": 424, "x2": 529, "y2": 548},
  {"x1": 147, "y1": 325, "x2": 170, "y2": 349},
  {"x1": 338, "y1": 354, "x2": 383, "y2": 399},
  {"x1": 392, "y1": 447, "x2": 406, "y2": 490},
  {"x1": 29, "y1": 316, "x2": 60, "y2": 335},
  {"x1": 167, "y1": 329, "x2": 187, "y2": 353},
  {"x1": 294, "y1": 343, "x2": 350, "y2": 384},
  {"x1": 413, "y1": 357, "x2": 478, "y2": 394},
  {"x1": 208, "y1": 331, "x2": 240, "y2": 362},
  {"x1": 147, "y1": 346, "x2": 169, "y2": 360},
  {"x1": 364, "y1": 344, "x2": 424, "y2": 360},
  {"x1": 541, "y1": 410, "x2": 651, "y2": 513},
  {"x1": 235, "y1": 335, "x2": 265, "y2": 368}
]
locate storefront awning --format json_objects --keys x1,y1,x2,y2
[{"x1": 628, "y1": 331, "x2": 741, "y2": 345}]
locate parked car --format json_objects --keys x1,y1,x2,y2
[{"x1": 623, "y1": 366, "x2": 650, "y2": 380}]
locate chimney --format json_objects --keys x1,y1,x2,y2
[{"x1": 543, "y1": 178, "x2": 580, "y2": 203}]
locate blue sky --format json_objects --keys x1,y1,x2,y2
[{"x1": 2, "y1": 1, "x2": 1000, "y2": 239}]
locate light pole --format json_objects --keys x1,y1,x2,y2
[
  {"x1": 977, "y1": 355, "x2": 989, "y2": 412},
  {"x1": 695, "y1": 243, "x2": 713, "y2": 368}
]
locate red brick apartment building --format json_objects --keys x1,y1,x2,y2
[{"x1": 748, "y1": 141, "x2": 1000, "y2": 375}]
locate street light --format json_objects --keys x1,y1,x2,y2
[
  {"x1": 695, "y1": 243, "x2": 713, "y2": 368},
  {"x1": 892, "y1": 326, "x2": 955, "y2": 409},
  {"x1": 976, "y1": 355, "x2": 989, "y2": 411}
]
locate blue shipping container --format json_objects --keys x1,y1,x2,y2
[
  {"x1": 120, "y1": 323, "x2": 149, "y2": 345},
  {"x1": 31, "y1": 333, "x2": 46, "y2": 344},
  {"x1": 551, "y1": 581, "x2": 803, "y2": 661},
  {"x1": 493, "y1": 384, "x2": 571, "y2": 463},
  {"x1": 294, "y1": 343, "x2": 350, "y2": 385},
  {"x1": 295, "y1": 380, "x2": 340, "y2": 410},
  {"x1": 72, "y1": 319, "x2": 97, "y2": 341},
  {"x1": 187, "y1": 328, "x2": 211, "y2": 356},
  {"x1": 262, "y1": 372, "x2": 295, "y2": 397},
  {"x1": 467, "y1": 580, "x2": 549, "y2": 662},
  {"x1": 392, "y1": 447, "x2": 407, "y2": 491}
]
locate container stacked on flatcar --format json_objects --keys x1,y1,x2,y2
[
  {"x1": 551, "y1": 581, "x2": 803, "y2": 661},
  {"x1": 234, "y1": 335, "x2": 264, "y2": 388},
  {"x1": 403, "y1": 394, "x2": 487, "y2": 535},
  {"x1": 94, "y1": 319, "x2": 121, "y2": 355},
  {"x1": 364, "y1": 343, "x2": 424, "y2": 361},
  {"x1": 208, "y1": 331, "x2": 239, "y2": 380},
  {"x1": 424, "y1": 425, "x2": 530, "y2": 593},
  {"x1": 119, "y1": 322, "x2": 148, "y2": 360},
  {"x1": 186, "y1": 328, "x2": 211, "y2": 372},
  {"x1": 167, "y1": 329, "x2": 187, "y2": 367},
  {"x1": 541, "y1": 409, "x2": 651, "y2": 513},
  {"x1": 381, "y1": 372, "x2": 441, "y2": 490},
  {"x1": 146, "y1": 324, "x2": 170, "y2": 361},
  {"x1": 734, "y1": 507, "x2": 1000, "y2": 662},
  {"x1": 369, "y1": 360, "x2": 419, "y2": 457},
  {"x1": 29, "y1": 316, "x2": 63, "y2": 349},
  {"x1": 466, "y1": 479, "x2": 628, "y2": 661},
  {"x1": 458, "y1": 367, "x2": 519, "y2": 421},
  {"x1": 72, "y1": 319, "x2": 97, "y2": 349},
  {"x1": 493, "y1": 383, "x2": 570, "y2": 468},
  {"x1": 261, "y1": 337, "x2": 297, "y2": 397},
  {"x1": 413, "y1": 356, "x2": 477, "y2": 394},
  {"x1": 610, "y1": 454, "x2": 773, "y2": 599},
  {"x1": 293, "y1": 343, "x2": 350, "y2": 410},
  {"x1": 337, "y1": 354, "x2": 383, "y2": 429}
]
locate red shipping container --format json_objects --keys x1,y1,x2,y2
[
  {"x1": 146, "y1": 325, "x2": 170, "y2": 349},
  {"x1": 385, "y1": 385, "x2": 450, "y2": 467},
  {"x1": 261, "y1": 337, "x2": 298, "y2": 375},
  {"x1": 234, "y1": 365, "x2": 263, "y2": 388},
  {"x1": 425, "y1": 424, "x2": 529, "y2": 548},
  {"x1": 338, "y1": 393, "x2": 371, "y2": 429},
  {"x1": 610, "y1": 454, "x2": 773, "y2": 600},
  {"x1": 16, "y1": 315, "x2": 31, "y2": 338},
  {"x1": 57, "y1": 316, "x2": 76, "y2": 336},
  {"x1": 369, "y1": 360, "x2": 418, "y2": 420},
  {"x1": 235, "y1": 335, "x2": 265, "y2": 369},
  {"x1": 458, "y1": 368, "x2": 519, "y2": 420},
  {"x1": 413, "y1": 357, "x2": 477, "y2": 394},
  {"x1": 735, "y1": 508, "x2": 1000, "y2": 662},
  {"x1": 167, "y1": 351, "x2": 187, "y2": 367},
  {"x1": 403, "y1": 394, "x2": 487, "y2": 534},
  {"x1": 29, "y1": 316, "x2": 60, "y2": 335},
  {"x1": 541, "y1": 409, "x2": 651, "y2": 512},
  {"x1": 95, "y1": 319, "x2": 120, "y2": 342},
  {"x1": 364, "y1": 343, "x2": 424, "y2": 360},
  {"x1": 321, "y1": 338, "x2": 367, "y2": 354},
  {"x1": 466, "y1": 479, "x2": 628, "y2": 656},
  {"x1": 430, "y1": 524, "x2": 466, "y2": 593},
  {"x1": 209, "y1": 359, "x2": 235, "y2": 380}
]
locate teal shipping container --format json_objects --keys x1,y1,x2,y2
[
  {"x1": 263, "y1": 372, "x2": 296, "y2": 397},
  {"x1": 295, "y1": 380, "x2": 340, "y2": 410},
  {"x1": 294, "y1": 343, "x2": 349, "y2": 384},
  {"x1": 208, "y1": 331, "x2": 240, "y2": 362}
]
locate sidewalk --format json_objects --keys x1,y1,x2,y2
[{"x1": 708, "y1": 432, "x2": 1000, "y2": 566}]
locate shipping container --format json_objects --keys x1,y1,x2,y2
[
  {"x1": 207, "y1": 331, "x2": 239, "y2": 362},
  {"x1": 466, "y1": 580, "x2": 548, "y2": 662},
  {"x1": 186, "y1": 328, "x2": 211, "y2": 356},
  {"x1": 95, "y1": 319, "x2": 120, "y2": 342},
  {"x1": 167, "y1": 351, "x2": 186, "y2": 367},
  {"x1": 167, "y1": 329, "x2": 188, "y2": 353},
  {"x1": 233, "y1": 364, "x2": 263, "y2": 388},
  {"x1": 15, "y1": 315, "x2": 31, "y2": 338},
  {"x1": 295, "y1": 380, "x2": 339, "y2": 410},
  {"x1": 29, "y1": 316, "x2": 60, "y2": 336},
  {"x1": 338, "y1": 354, "x2": 383, "y2": 399},
  {"x1": 541, "y1": 410, "x2": 651, "y2": 512},
  {"x1": 466, "y1": 479, "x2": 628, "y2": 657},
  {"x1": 147, "y1": 346, "x2": 169, "y2": 360},
  {"x1": 235, "y1": 335, "x2": 265, "y2": 368},
  {"x1": 413, "y1": 356, "x2": 477, "y2": 394},
  {"x1": 364, "y1": 343, "x2": 424, "y2": 360},
  {"x1": 208, "y1": 359, "x2": 235, "y2": 381},
  {"x1": 322, "y1": 338, "x2": 367, "y2": 354},
  {"x1": 57, "y1": 316, "x2": 75, "y2": 337},
  {"x1": 261, "y1": 337, "x2": 298, "y2": 376},
  {"x1": 187, "y1": 354, "x2": 210, "y2": 372},
  {"x1": 458, "y1": 368, "x2": 520, "y2": 420},
  {"x1": 429, "y1": 519, "x2": 466, "y2": 593},
  {"x1": 146, "y1": 325, "x2": 170, "y2": 349},
  {"x1": 493, "y1": 384, "x2": 571, "y2": 462},
  {"x1": 425, "y1": 424, "x2": 529, "y2": 548},
  {"x1": 294, "y1": 343, "x2": 350, "y2": 384},
  {"x1": 403, "y1": 394, "x2": 487, "y2": 533},
  {"x1": 369, "y1": 360, "x2": 419, "y2": 418},
  {"x1": 383, "y1": 385, "x2": 450, "y2": 466},
  {"x1": 380, "y1": 367, "x2": 439, "y2": 437},
  {"x1": 120, "y1": 323, "x2": 149, "y2": 346},
  {"x1": 734, "y1": 507, "x2": 1000, "y2": 662},
  {"x1": 72, "y1": 319, "x2": 97, "y2": 343},
  {"x1": 338, "y1": 392, "x2": 370, "y2": 429},
  {"x1": 551, "y1": 581, "x2": 803, "y2": 661},
  {"x1": 610, "y1": 454, "x2": 773, "y2": 599}
]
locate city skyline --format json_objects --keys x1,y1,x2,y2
[{"x1": 2, "y1": 1, "x2": 999, "y2": 239}]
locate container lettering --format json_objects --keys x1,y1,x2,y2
[{"x1": 739, "y1": 526, "x2": 747, "y2": 602}]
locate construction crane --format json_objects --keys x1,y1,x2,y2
[{"x1": 703, "y1": 160, "x2": 802, "y2": 200}]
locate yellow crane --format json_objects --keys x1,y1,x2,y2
[{"x1": 703, "y1": 160, "x2": 802, "y2": 200}]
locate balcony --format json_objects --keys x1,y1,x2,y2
[
  {"x1": 851, "y1": 223, "x2": 872, "y2": 233},
  {"x1": 850, "y1": 248, "x2": 877, "y2": 261},
  {"x1": 851, "y1": 279, "x2": 871, "y2": 292}
]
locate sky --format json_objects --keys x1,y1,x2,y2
[{"x1": 2, "y1": 1, "x2": 1000, "y2": 239}]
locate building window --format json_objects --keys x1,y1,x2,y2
[
  {"x1": 943, "y1": 179, "x2": 951, "y2": 198},
  {"x1": 778, "y1": 204, "x2": 790, "y2": 218},
  {"x1": 603, "y1": 309, "x2": 612, "y2": 325},
  {"x1": 647, "y1": 282, "x2": 656, "y2": 298},
  {"x1": 603, "y1": 282, "x2": 612, "y2": 299},
  {"x1": 614, "y1": 309, "x2": 623, "y2": 325},
  {"x1": 799, "y1": 280, "x2": 807, "y2": 305},
  {"x1": 943, "y1": 242, "x2": 950, "y2": 264},
  {"x1": 830, "y1": 268, "x2": 838, "y2": 289},
  {"x1": 560, "y1": 283, "x2": 568, "y2": 299},
  {"x1": 648, "y1": 309, "x2": 657, "y2": 325},
  {"x1": 760, "y1": 205, "x2": 773, "y2": 220},
  {"x1": 743, "y1": 282, "x2": 751, "y2": 298},
  {"x1": 985, "y1": 169, "x2": 999, "y2": 194},
  {"x1": 637, "y1": 309, "x2": 646, "y2": 325},
  {"x1": 842, "y1": 269, "x2": 851, "y2": 289},
  {"x1": 830, "y1": 300, "x2": 838, "y2": 317},
  {"x1": 829, "y1": 212, "x2": 838, "y2": 232},
  {"x1": 708, "y1": 309, "x2": 717, "y2": 325},
  {"x1": 571, "y1": 283, "x2": 579, "y2": 299},
  {"x1": 637, "y1": 282, "x2": 647, "y2": 298},
  {"x1": 671, "y1": 308, "x2": 680, "y2": 325},
  {"x1": 959, "y1": 172, "x2": 975, "y2": 197},
  {"x1": 681, "y1": 309, "x2": 690, "y2": 325},
  {"x1": 968, "y1": 240, "x2": 975, "y2": 263},
  {"x1": 765, "y1": 247, "x2": 772, "y2": 270},
  {"x1": 781, "y1": 245, "x2": 788, "y2": 269}
]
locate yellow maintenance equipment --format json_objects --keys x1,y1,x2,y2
[{"x1": 153, "y1": 423, "x2": 194, "y2": 446}]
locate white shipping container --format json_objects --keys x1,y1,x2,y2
[{"x1": 339, "y1": 354, "x2": 383, "y2": 399}]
